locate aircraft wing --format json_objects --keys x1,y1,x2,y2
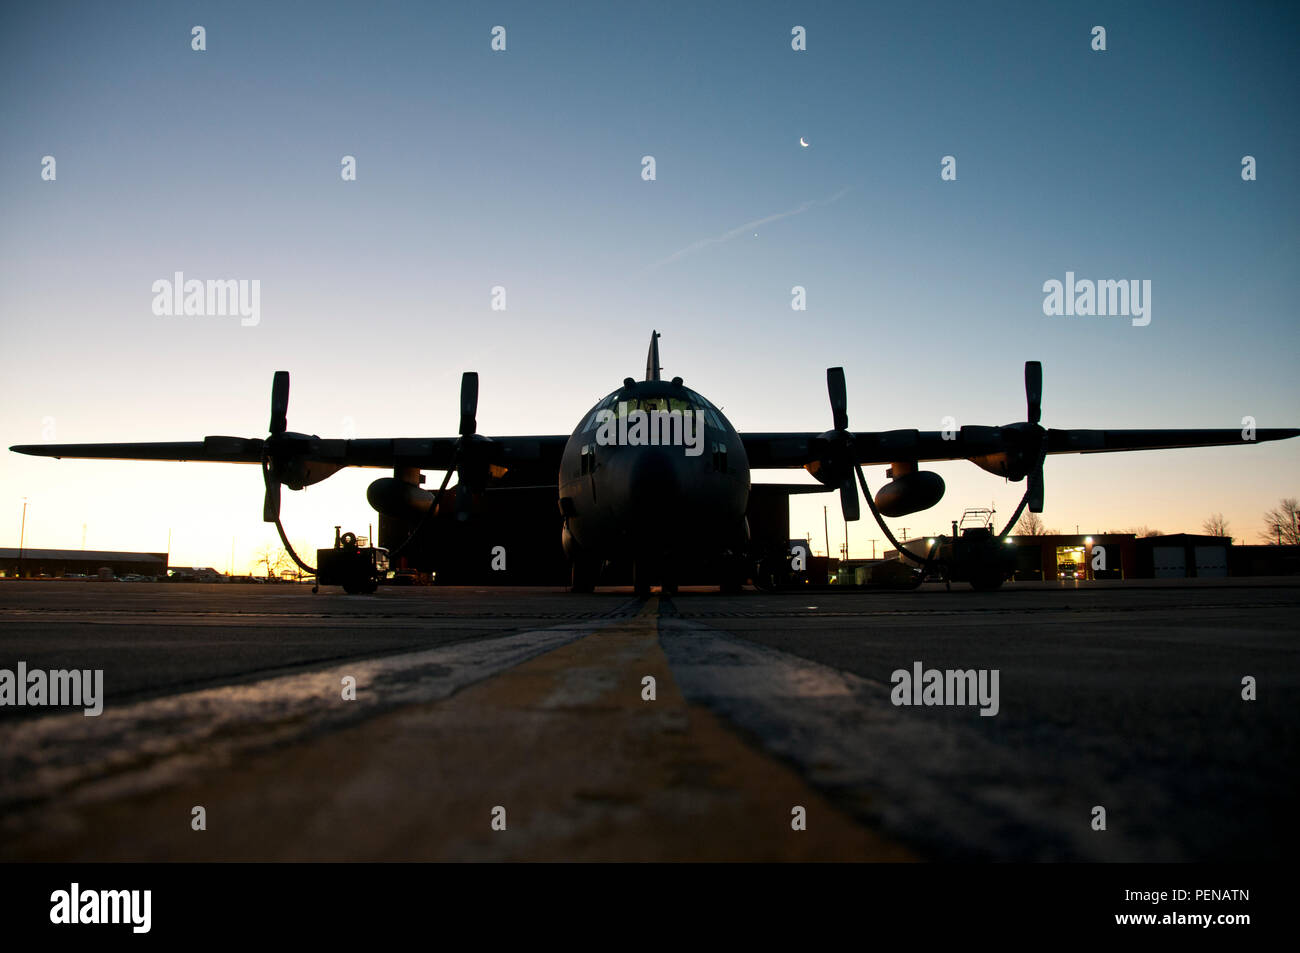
[
  {"x1": 15, "y1": 426, "x2": 1297, "y2": 472},
  {"x1": 9, "y1": 435, "x2": 570, "y2": 478},
  {"x1": 740, "y1": 427, "x2": 1300, "y2": 469}
]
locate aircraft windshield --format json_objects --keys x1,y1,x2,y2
[
  {"x1": 581, "y1": 390, "x2": 726, "y2": 432},
  {"x1": 612, "y1": 397, "x2": 696, "y2": 415}
]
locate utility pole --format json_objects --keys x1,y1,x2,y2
[
  {"x1": 869, "y1": 538, "x2": 878, "y2": 559},
  {"x1": 823, "y1": 506, "x2": 830, "y2": 560},
  {"x1": 18, "y1": 498, "x2": 29, "y2": 579},
  {"x1": 900, "y1": 526, "x2": 909, "y2": 545}
]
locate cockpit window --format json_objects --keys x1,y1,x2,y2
[
  {"x1": 610, "y1": 396, "x2": 697, "y2": 415},
  {"x1": 581, "y1": 389, "x2": 729, "y2": 432}
]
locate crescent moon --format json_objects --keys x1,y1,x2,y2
[{"x1": 799, "y1": 137, "x2": 809, "y2": 148}]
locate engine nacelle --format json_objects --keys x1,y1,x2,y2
[
  {"x1": 281, "y1": 458, "x2": 342, "y2": 490},
  {"x1": 970, "y1": 452, "x2": 1031, "y2": 480},
  {"x1": 367, "y1": 477, "x2": 435, "y2": 519},
  {"x1": 874, "y1": 470, "x2": 945, "y2": 517}
]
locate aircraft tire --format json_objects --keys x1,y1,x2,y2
[
  {"x1": 633, "y1": 560, "x2": 653, "y2": 599},
  {"x1": 570, "y1": 558, "x2": 597, "y2": 593}
]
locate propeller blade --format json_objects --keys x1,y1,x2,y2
[
  {"x1": 455, "y1": 478, "x2": 474, "y2": 521},
  {"x1": 840, "y1": 473, "x2": 860, "y2": 522},
  {"x1": 262, "y1": 468, "x2": 281, "y2": 522},
  {"x1": 827, "y1": 367, "x2": 848, "y2": 432},
  {"x1": 269, "y1": 371, "x2": 290, "y2": 436},
  {"x1": 1026, "y1": 464, "x2": 1045, "y2": 513},
  {"x1": 1025, "y1": 361, "x2": 1042, "y2": 426},
  {"x1": 459, "y1": 372, "x2": 479, "y2": 437}
]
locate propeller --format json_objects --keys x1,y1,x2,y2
[
  {"x1": 261, "y1": 371, "x2": 293, "y2": 522},
  {"x1": 1021, "y1": 361, "x2": 1045, "y2": 513},
  {"x1": 997, "y1": 361, "x2": 1047, "y2": 516},
  {"x1": 422, "y1": 371, "x2": 487, "y2": 523},
  {"x1": 269, "y1": 370, "x2": 289, "y2": 436},
  {"x1": 453, "y1": 372, "x2": 481, "y2": 519},
  {"x1": 1025, "y1": 360, "x2": 1042, "y2": 426},
  {"x1": 459, "y1": 371, "x2": 478, "y2": 438},
  {"x1": 383, "y1": 371, "x2": 484, "y2": 557},
  {"x1": 259, "y1": 371, "x2": 322, "y2": 523},
  {"x1": 821, "y1": 367, "x2": 860, "y2": 522}
]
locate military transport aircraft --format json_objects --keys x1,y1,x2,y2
[{"x1": 10, "y1": 332, "x2": 1299, "y2": 593}]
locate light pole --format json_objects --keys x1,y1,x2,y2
[
  {"x1": 823, "y1": 506, "x2": 830, "y2": 561},
  {"x1": 18, "y1": 498, "x2": 29, "y2": 579}
]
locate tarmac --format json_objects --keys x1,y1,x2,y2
[{"x1": 1, "y1": 579, "x2": 1295, "y2": 861}]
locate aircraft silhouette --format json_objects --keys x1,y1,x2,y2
[{"x1": 11, "y1": 332, "x2": 1297, "y2": 593}]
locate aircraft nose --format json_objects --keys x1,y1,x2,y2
[{"x1": 627, "y1": 448, "x2": 683, "y2": 517}]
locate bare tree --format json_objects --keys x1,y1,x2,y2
[
  {"x1": 1261, "y1": 498, "x2": 1300, "y2": 545},
  {"x1": 1016, "y1": 512, "x2": 1047, "y2": 535},
  {"x1": 1201, "y1": 513, "x2": 1231, "y2": 539},
  {"x1": 1118, "y1": 525, "x2": 1164, "y2": 538},
  {"x1": 252, "y1": 543, "x2": 292, "y2": 578}
]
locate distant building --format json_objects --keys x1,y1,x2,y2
[
  {"x1": 1134, "y1": 534, "x2": 1230, "y2": 579},
  {"x1": 167, "y1": 567, "x2": 225, "y2": 583},
  {"x1": 880, "y1": 531, "x2": 1300, "y2": 580},
  {"x1": 884, "y1": 534, "x2": 1138, "y2": 580},
  {"x1": 1227, "y1": 544, "x2": 1300, "y2": 577},
  {"x1": 0, "y1": 548, "x2": 168, "y2": 579}
]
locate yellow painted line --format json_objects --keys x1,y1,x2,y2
[{"x1": 5, "y1": 604, "x2": 914, "y2": 861}]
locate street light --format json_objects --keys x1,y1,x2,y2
[{"x1": 18, "y1": 498, "x2": 29, "y2": 579}]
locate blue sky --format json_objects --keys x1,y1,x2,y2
[{"x1": 1, "y1": 1, "x2": 1297, "y2": 568}]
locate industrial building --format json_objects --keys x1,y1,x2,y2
[
  {"x1": 0, "y1": 548, "x2": 168, "y2": 579},
  {"x1": 879, "y1": 532, "x2": 1292, "y2": 581}
]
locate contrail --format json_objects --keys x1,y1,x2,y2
[{"x1": 648, "y1": 186, "x2": 852, "y2": 270}]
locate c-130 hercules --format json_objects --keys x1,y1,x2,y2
[{"x1": 11, "y1": 333, "x2": 1297, "y2": 593}]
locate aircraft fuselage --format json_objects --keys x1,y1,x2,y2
[{"x1": 558, "y1": 378, "x2": 749, "y2": 585}]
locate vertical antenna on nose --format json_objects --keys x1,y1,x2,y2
[{"x1": 645, "y1": 330, "x2": 661, "y2": 382}]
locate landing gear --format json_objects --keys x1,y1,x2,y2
[
  {"x1": 570, "y1": 557, "x2": 598, "y2": 594},
  {"x1": 633, "y1": 559, "x2": 653, "y2": 599},
  {"x1": 719, "y1": 554, "x2": 747, "y2": 594},
  {"x1": 969, "y1": 572, "x2": 1005, "y2": 592}
]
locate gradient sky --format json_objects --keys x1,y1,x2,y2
[{"x1": 1, "y1": 0, "x2": 1297, "y2": 571}]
